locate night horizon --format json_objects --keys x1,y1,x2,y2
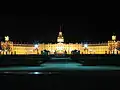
[{"x1": 0, "y1": 14, "x2": 120, "y2": 43}]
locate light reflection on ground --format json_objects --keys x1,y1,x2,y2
[{"x1": 0, "y1": 62, "x2": 120, "y2": 71}]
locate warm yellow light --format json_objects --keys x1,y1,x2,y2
[
  {"x1": 34, "y1": 44, "x2": 38, "y2": 49},
  {"x1": 112, "y1": 35, "x2": 116, "y2": 41},
  {"x1": 84, "y1": 44, "x2": 88, "y2": 48},
  {"x1": 5, "y1": 36, "x2": 9, "y2": 41},
  {"x1": 89, "y1": 49, "x2": 92, "y2": 52},
  {"x1": 56, "y1": 43, "x2": 64, "y2": 50},
  {"x1": 57, "y1": 38, "x2": 64, "y2": 42},
  {"x1": 59, "y1": 32, "x2": 62, "y2": 35},
  {"x1": 69, "y1": 48, "x2": 73, "y2": 52},
  {"x1": 57, "y1": 31, "x2": 64, "y2": 43},
  {"x1": 56, "y1": 46, "x2": 63, "y2": 50}
]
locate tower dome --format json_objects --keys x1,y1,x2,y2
[{"x1": 57, "y1": 25, "x2": 64, "y2": 43}]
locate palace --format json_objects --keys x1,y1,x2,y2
[{"x1": 0, "y1": 29, "x2": 120, "y2": 55}]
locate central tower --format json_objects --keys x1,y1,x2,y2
[
  {"x1": 56, "y1": 25, "x2": 65, "y2": 54},
  {"x1": 57, "y1": 25, "x2": 64, "y2": 43}
]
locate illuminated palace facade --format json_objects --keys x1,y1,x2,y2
[{"x1": 0, "y1": 31, "x2": 120, "y2": 55}]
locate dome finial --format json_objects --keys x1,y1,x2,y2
[
  {"x1": 60, "y1": 24, "x2": 63, "y2": 32},
  {"x1": 113, "y1": 32, "x2": 115, "y2": 35},
  {"x1": 60, "y1": 25, "x2": 61, "y2": 32}
]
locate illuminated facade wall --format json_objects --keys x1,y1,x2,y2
[
  {"x1": 3, "y1": 43, "x2": 110, "y2": 54},
  {"x1": 1, "y1": 32, "x2": 120, "y2": 55},
  {"x1": 39, "y1": 43, "x2": 82, "y2": 54},
  {"x1": 1, "y1": 41, "x2": 120, "y2": 55},
  {"x1": 86, "y1": 45, "x2": 108, "y2": 54},
  {"x1": 13, "y1": 44, "x2": 36, "y2": 54}
]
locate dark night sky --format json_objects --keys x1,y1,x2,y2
[{"x1": 0, "y1": 14, "x2": 120, "y2": 43}]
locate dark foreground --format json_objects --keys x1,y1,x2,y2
[
  {"x1": 1, "y1": 54, "x2": 120, "y2": 67},
  {"x1": 1, "y1": 71, "x2": 120, "y2": 89},
  {"x1": 0, "y1": 54, "x2": 120, "y2": 89},
  {"x1": 0, "y1": 54, "x2": 120, "y2": 72}
]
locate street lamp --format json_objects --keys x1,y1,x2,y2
[
  {"x1": 34, "y1": 44, "x2": 38, "y2": 49},
  {"x1": 34, "y1": 44, "x2": 39, "y2": 54},
  {"x1": 84, "y1": 44, "x2": 88, "y2": 54},
  {"x1": 84, "y1": 44, "x2": 88, "y2": 48}
]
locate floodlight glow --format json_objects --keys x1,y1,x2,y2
[
  {"x1": 56, "y1": 46, "x2": 63, "y2": 50},
  {"x1": 34, "y1": 44, "x2": 38, "y2": 48},
  {"x1": 29, "y1": 72, "x2": 41, "y2": 74},
  {"x1": 34, "y1": 72, "x2": 40, "y2": 74},
  {"x1": 89, "y1": 49, "x2": 92, "y2": 51},
  {"x1": 5, "y1": 36, "x2": 9, "y2": 41},
  {"x1": 112, "y1": 35, "x2": 116, "y2": 41},
  {"x1": 5, "y1": 50, "x2": 7, "y2": 52},
  {"x1": 84, "y1": 44, "x2": 88, "y2": 48},
  {"x1": 69, "y1": 48, "x2": 72, "y2": 52},
  {"x1": 57, "y1": 38, "x2": 64, "y2": 42}
]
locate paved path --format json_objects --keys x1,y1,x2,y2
[{"x1": 0, "y1": 62, "x2": 120, "y2": 71}]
